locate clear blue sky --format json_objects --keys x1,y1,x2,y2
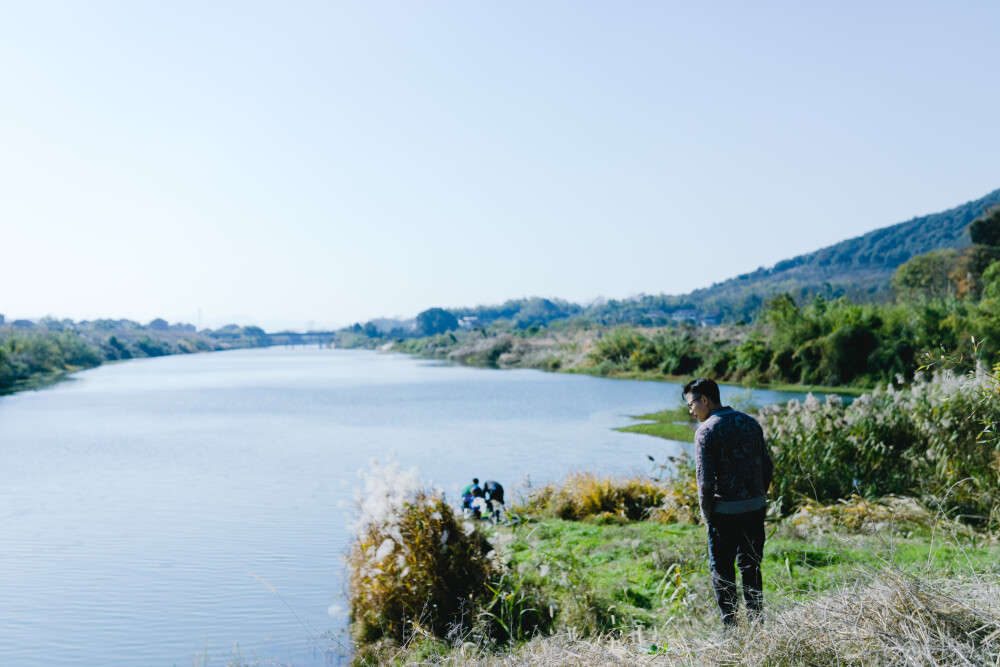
[{"x1": 2, "y1": 1, "x2": 998, "y2": 331}]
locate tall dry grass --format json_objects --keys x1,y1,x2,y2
[
  {"x1": 514, "y1": 463, "x2": 699, "y2": 525},
  {"x1": 413, "y1": 569, "x2": 1000, "y2": 666},
  {"x1": 780, "y1": 493, "x2": 980, "y2": 541},
  {"x1": 347, "y1": 459, "x2": 499, "y2": 648},
  {"x1": 762, "y1": 372, "x2": 1000, "y2": 521}
]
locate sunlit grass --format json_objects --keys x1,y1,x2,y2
[
  {"x1": 615, "y1": 408, "x2": 695, "y2": 442},
  {"x1": 514, "y1": 471, "x2": 679, "y2": 523}
]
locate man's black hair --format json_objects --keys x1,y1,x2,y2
[
  {"x1": 473, "y1": 477, "x2": 479, "y2": 484},
  {"x1": 683, "y1": 378, "x2": 721, "y2": 406}
]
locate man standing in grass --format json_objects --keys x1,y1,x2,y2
[{"x1": 683, "y1": 377, "x2": 773, "y2": 626}]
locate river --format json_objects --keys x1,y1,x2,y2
[{"x1": 0, "y1": 347, "x2": 822, "y2": 665}]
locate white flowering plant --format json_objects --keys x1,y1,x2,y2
[
  {"x1": 763, "y1": 371, "x2": 1000, "y2": 522},
  {"x1": 347, "y1": 458, "x2": 499, "y2": 645}
]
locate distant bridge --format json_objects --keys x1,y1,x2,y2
[
  {"x1": 206, "y1": 331, "x2": 339, "y2": 347},
  {"x1": 266, "y1": 331, "x2": 338, "y2": 347}
]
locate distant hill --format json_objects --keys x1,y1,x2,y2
[
  {"x1": 348, "y1": 187, "x2": 1000, "y2": 334},
  {"x1": 705, "y1": 188, "x2": 999, "y2": 297},
  {"x1": 583, "y1": 187, "x2": 1000, "y2": 324}
]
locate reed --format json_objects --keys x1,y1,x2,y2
[
  {"x1": 346, "y1": 459, "x2": 498, "y2": 649},
  {"x1": 515, "y1": 472, "x2": 675, "y2": 523}
]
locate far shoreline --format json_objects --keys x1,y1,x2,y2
[
  {"x1": 560, "y1": 365, "x2": 867, "y2": 397},
  {"x1": 1, "y1": 344, "x2": 863, "y2": 405}
]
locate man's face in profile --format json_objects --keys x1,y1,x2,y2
[{"x1": 686, "y1": 393, "x2": 712, "y2": 422}]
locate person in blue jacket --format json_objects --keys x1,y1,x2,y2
[{"x1": 461, "y1": 478, "x2": 484, "y2": 517}]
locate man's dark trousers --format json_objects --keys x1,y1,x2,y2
[{"x1": 706, "y1": 508, "x2": 766, "y2": 625}]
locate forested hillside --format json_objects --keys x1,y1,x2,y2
[
  {"x1": 668, "y1": 186, "x2": 1000, "y2": 320},
  {"x1": 342, "y1": 187, "x2": 1000, "y2": 332}
]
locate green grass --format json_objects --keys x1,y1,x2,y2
[
  {"x1": 503, "y1": 520, "x2": 706, "y2": 632},
  {"x1": 498, "y1": 517, "x2": 1000, "y2": 638},
  {"x1": 615, "y1": 408, "x2": 696, "y2": 443}
]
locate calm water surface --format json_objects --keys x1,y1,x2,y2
[{"x1": 0, "y1": 348, "x2": 821, "y2": 666}]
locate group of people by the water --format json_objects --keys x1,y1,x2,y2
[{"x1": 461, "y1": 477, "x2": 505, "y2": 523}]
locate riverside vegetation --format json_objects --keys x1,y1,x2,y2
[
  {"x1": 0, "y1": 318, "x2": 270, "y2": 394},
  {"x1": 346, "y1": 368, "x2": 1000, "y2": 665},
  {"x1": 338, "y1": 204, "x2": 1000, "y2": 394}
]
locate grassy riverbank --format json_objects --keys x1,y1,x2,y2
[
  {"x1": 353, "y1": 476, "x2": 1000, "y2": 666},
  {"x1": 614, "y1": 407, "x2": 696, "y2": 442},
  {"x1": 347, "y1": 369, "x2": 1000, "y2": 665},
  {"x1": 352, "y1": 325, "x2": 874, "y2": 397}
]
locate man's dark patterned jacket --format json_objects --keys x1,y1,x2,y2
[{"x1": 694, "y1": 406, "x2": 773, "y2": 522}]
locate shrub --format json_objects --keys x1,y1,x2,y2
[
  {"x1": 648, "y1": 453, "x2": 700, "y2": 525},
  {"x1": 588, "y1": 327, "x2": 647, "y2": 367},
  {"x1": 447, "y1": 334, "x2": 514, "y2": 367},
  {"x1": 516, "y1": 472, "x2": 669, "y2": 522},
  {"x1": 347, "y1": 459, "x2": 499, "y2": 646},
  {"x1": 0, "y1": 330, "x2": 104, "y2": 390},
  {"x1": 761, "y1": 371, "x2": 1000, "y2": 520}
]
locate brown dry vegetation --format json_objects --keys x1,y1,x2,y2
[
  {"x1": 514, "y1": 471, "x2": 681, "y2": 524},
  {"x1": 412, "y1": 570, "x2": 1000, "y2": 666}
]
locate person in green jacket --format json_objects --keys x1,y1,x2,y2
[{"x1": 461, "y1": 478, "x2": 484, "y2": 516}]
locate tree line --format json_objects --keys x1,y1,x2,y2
[
  {"x1": 0, "y1": 320, "x2": 269, "y2": 394},
  {"x1": 587, "y1": 206, "x2": 1000, "y2": 388}
]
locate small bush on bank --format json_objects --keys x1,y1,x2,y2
[
  {"x1": 513, "y1": 456, "x2": 700, "y2": 525},
  {"x1": 648, "y1": 454, "x2": 700, "y2": 525},
  {"x1": 347, "y1": 459, "x2": 498, "y2": 647},
  {"x1": 781, "y1": 493, "x2": 977, "y2": 539},
  {"x1": 446, "y1": 334, "x2": 515, "y2": 367},
  {"x1": 515, "y1": 472, "x2": 670, "y2": 522}
]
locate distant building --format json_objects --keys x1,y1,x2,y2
[
  {"x1": 458, "y1": 316, "x2": 480, "y2": 329},
  {"x1": 700, "y1": 312, "x2": 723, "y2": 327},
  {"x1": 0, "y1": 313, "x2": 4, "y2": 326},
  {"x1": 670, "y1": 309, "x2": 699, "y2": 325}
]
